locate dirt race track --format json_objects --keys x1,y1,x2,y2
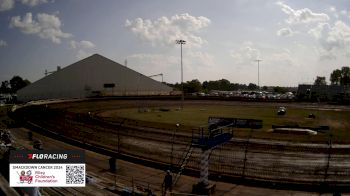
[{"x1": 11, "y1": 99, "x2": 350, "y2": 193}]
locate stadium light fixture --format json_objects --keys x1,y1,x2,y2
[{"x1": 176, "y1": 39, "x2": 186, "y2": 109}]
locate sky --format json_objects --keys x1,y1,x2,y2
[{"x1": 1, "y1": 0, "x2": 350, "y2": 87}]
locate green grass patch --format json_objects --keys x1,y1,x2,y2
[{"x1": 107, "y1": 104, "x2": 350, "y2": 142}]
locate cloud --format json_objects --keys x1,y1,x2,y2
[
  {"x1": 308, "y1": 20, "x2": 350, "y2": 59},
  {"x1": 230, "y1": 42, "x2": 298, "y2": 68},
  {"x1": 187, "y1": 50, "x2": 214, "y2": 67},
  {"x1": 0, "y1": 0, "x2": 14, "y2": 11},
  {"x1": 70, "y1": 40, "x2": 96, "y2": 59},
  {"x1": 10, "y1": 12, "x2": 72, "y2": 44},
  {"x1": 128, "y1": 51, "x2": 214, "y2": 70},
  {"x1": 329, "y1": 6, "x2": 336, "y2": 13},
  {"x1": 230, "y1": 42, "x2": 261, "y2": 65},
  {"x1": 127, "y1": 53, "x2": 178, "y2": 81},
  {"x1": 127, "y1": 50, "x2": 215, "y2": 83},
  {"x1": 70, "y1": 40, "x2": 95, "y2": 49},
  {"x1": 277, "y1": 27, "x2": 294, "y2": 37},
  {"x1": 322, "y1": 21, "x2": 350, "y2": 50},
  {"x1": 75, "y1": 50, "x2": 91, "y2": 60},
  {"x1": 0, "y1": 0, "x2": 50, "y2": 11},
  {"x1": 328, "y1": 6, "x2": 340, "y2": 19},
  {"x1": 339, "y1": 10, "x2": 350, "y2": 19},
  {"x1": 340, "y1": 10, "x2": 347, "y2": 15},
  {"x1": 276, "y1": 2, "x2": 329, "y2": 24},
  {"x1": 21, "y1": 0, "x2": 49, "y2": 7},
  {"x1": 308, "y1": 22, "x2": 330, "y2": 39},
  {"x1": 229, "y1": 42, "x2": 301, "y2": 86},
  {"x1": 125, "y1": 13, "x2": 211, "y2": 48},
  {"x1": 128, "y1": 53, "x2": 178, "y2": 68},
  {"x1": 0, "y1": 40, "x2": 7, "y2": 47},
  {"x1": 265, "y1": 49, "x2": 296, "y2": 67}
]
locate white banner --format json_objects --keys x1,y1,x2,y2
[{"x1": 10, "y1": 163, "x2": 85, "y2": 187}]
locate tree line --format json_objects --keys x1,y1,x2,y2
[
  {"x1": 166, "y1": 79, "x2": 290, "y2": 94},
  {"x1": 169, "y1": 66, "x2": 350, "y2": 94},
  {"x1": 167, "y1": 79, "x2": 257, "y2": 94},
  {"x1": 0, "y1": 76, "x2": 30, "y2": 94},
  {"x1": 315, "y1": 66, "x2": 350, "y2": 85}
]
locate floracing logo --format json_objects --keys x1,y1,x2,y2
[
  {"x1": 27, "y1": 153, "x2": 68, "y2": 160},
  {"x1": 18, "y1": 170, "x2": 33, "y2": 184},
  {"x1": 27, "y1": 154, "x2": 33, "y2": 159}
]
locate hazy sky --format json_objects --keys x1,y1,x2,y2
[{"x1": 1, "y1": 0, "x2": 350, "y2": 86}]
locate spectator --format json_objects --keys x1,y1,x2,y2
[{"x1": 162, "y1": 170, "x2": 172, "y2": 195}]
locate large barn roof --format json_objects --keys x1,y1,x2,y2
[{"x1": 17, "y1": 54, "x2": 172, "y2": 102}]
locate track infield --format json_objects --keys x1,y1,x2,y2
[{"x1": 95, "y1": 102, "x2": 350, "y2": 143}]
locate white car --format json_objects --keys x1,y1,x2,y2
[{"x1": 277, "y1": 107, "x2": 286, "y2": 115}]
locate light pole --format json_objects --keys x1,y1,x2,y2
[
  {"x1": 176, "y1": 39, "x2": 186, "y2": 109},
  {"x1": 255, "y1": 59, "x2": 262, "y2": 91}
]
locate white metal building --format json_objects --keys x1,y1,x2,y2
[{"x1": 17, "y1": 54, "x2": 173, "y2": 102}]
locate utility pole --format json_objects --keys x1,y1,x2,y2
[
  {"x1": 176, "y1": 39, "x2": 186, "y2": 109},
  {"x1": 255, "y1": 59, "x2": 262, "y2": 90}
]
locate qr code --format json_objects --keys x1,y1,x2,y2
[{"x1": 66, "y1": 165, "x2": 85, "y2": 184}]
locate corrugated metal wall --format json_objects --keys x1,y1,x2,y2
[{"x1": 17, "y1": 54, "x2": 173, "y2": 102}]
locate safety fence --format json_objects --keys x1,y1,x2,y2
[{"x1": 10, "y1": 105, "x2": 350, "y2": 191}]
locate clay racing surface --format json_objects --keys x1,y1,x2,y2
[{"x1": 12, "y1": 99, "x2": 350, "y2": 188}]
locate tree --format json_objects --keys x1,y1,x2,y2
[
  {"x1": 183, "y1": 79, "x2": 202, "y2": 93},
  {"x1": 218, "y1": 79, "x2": 231, "y2": 91},
  {"x1": 330, "y1": 66, "x2": 350, "y2": 85},
  {"x1": 273, "y1": 86, "x2": 287, "y2": 94},
  {"x1": 330, "y1": 69, "x2": 341, "y2": 85},
  {"x1": 23, "y1": 79, "x2": 31, "y2": 86},
  {"x1": 10, "y1": 76, "x2": 30, "y2": 93},
  {"x1": 0, "y1": 80, "x2": 10, "y2": 93},
  {"x1": 247, "y1": 83, "x2": 258, "y2": 90},
  {"x1": 314, "y1": 76, "x2": 327, "y2": 85},
  {"x1": 340, "y1": 66, "x2": 350, "y2": 85},
  {"x1": 169, "y1": 82, "x2": 181, "y2": 91}
]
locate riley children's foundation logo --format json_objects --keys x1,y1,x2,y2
[{"x1": 18, "y1": 170, "x2": 33, "y2": 184}]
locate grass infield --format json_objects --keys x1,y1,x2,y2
[{"x1": 108, "y1": 104, "x2": 350, "y2": 143}]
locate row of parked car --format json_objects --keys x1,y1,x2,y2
[
  {"x1": 0, "y1": 94, "x2": 16, "y2": 106},
  {"x1": 192, "y1": 91, "x2": 295, "y2": 100}
]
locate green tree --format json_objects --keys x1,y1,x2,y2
[
  {"x1": 218, "y1": 79, "x2": 231, "y2": 91},
  {"x1": 273, "y1": 86, "x2": 287, "y2": 94},
  {"x1": 330, "y1": 69, "x2": 341, "y2": 85},
  {"x1": 248, "y1": 83, "x2": 258, "y2": 90},
  {"x1": 340, "y1": 66, "x2": 350, "y2": 85},
  {"x1": 314, "y1": 76, "x2": 327, "y2": 85},
  {"x1": 0, "y1": 80, "x2": 11, "y2": 93},
  {"x1": 330, "y1": 66, "x2": 350, "y2": 85},
  {"x1": 184, "y1": 79, "x2": 202, "y2": 93},
  {"x1": 202, "y1": 79, "x2": 249, "y2": 91},
  {"x1": 10, "y1": 76, "x2": 30, "y2": 93}
]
